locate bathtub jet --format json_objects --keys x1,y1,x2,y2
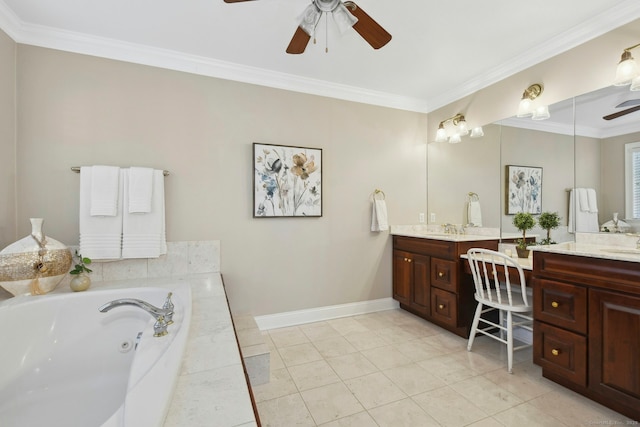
[{"x1": 99, "y1": 292, "x2": 175, "y2": 337}]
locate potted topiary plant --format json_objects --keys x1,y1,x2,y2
[
  {"x1": 512, "y1": 212, "x2": 536, "y2": 258},
  {"x1": 538, "y1": 211, "x2": 561, "y2": 245},
  {"x1": 69, "y1": 251, "x2": 92, "y2": 292}
]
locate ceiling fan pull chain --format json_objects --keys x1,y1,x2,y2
[{"x1": 325, "y1": 12, "x2": 329, "y2": 53}]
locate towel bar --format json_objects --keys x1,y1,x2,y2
[
  {"x1": 373, "y1": 189, "x2": 385, "y2": 200},
  {"x1": 71, "y1": 166, "x2": 169, "y2": 176}
]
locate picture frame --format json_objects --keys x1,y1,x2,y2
[
  {"x1": 253, "y1": 143, "x2": 323, "y2": 217},
  {"x1": 506, "y1": 165, "x2": 542, "y2": 214}
]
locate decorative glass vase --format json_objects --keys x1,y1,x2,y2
[
  {"x1": 70, "y1": 273, "x2": 91, "y2": 292},
  {"x1": 0, "y1": 218, "x2": 72, "y2": 296}
]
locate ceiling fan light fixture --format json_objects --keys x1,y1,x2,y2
[
  {"x1": 614, "y1": 50, "x2": 639, "y2": 86},
  {"x1": 630, "y1": 75, "x2": 640, "y2": 91},
  {"x1": 332, "y1": 3, "x2": 358, "y2": 34},
  {"x1": 298, "y1": 4, "x2": 322, "y2": 36}
]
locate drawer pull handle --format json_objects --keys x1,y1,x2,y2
[
  {"x1": 438, "y1": 272, "x2": 444, "y2": 277},
  {"x1": 551, "y1": 301, "x2": 559, "y2": 308},
  {"x1": 438, "y1": 304, "x2": 445, "y2": 310},
  {"x1": 551, "y1": 349, "x2": 560, "y2": 356}
]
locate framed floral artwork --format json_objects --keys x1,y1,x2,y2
[
  {"x1": 253, "y1": 143, "x2": 322, "y2": 217},
  {"x1": 507, "y1": 165, "x2": 542, "y2": 214}
]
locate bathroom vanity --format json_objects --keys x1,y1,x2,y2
[
  {"x1": 392, "y1": 232, "x2": 499, "y2": 337},
  {"x1": 532, "y1": 243, "x2": 640, "y2": 421}
]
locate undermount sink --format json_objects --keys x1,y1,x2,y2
[{"x1": 600, "y1": 248, "x2": 640, "y2": 255}]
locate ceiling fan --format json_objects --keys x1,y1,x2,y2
[
  {"x1": 223, "y1": 0, "x2": 392, "y2": 54},
  {"x1": 603, "y1": 99, "x2": 640, "y2": 120}
]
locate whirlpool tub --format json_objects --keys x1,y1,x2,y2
[{"x1": 0, "y1": 284, "x2": 192, "y2": 427}]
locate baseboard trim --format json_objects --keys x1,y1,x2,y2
[{"x1": 254, "y1": 297, "x2": 400, "y2": 331}]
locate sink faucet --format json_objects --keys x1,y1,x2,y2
[
  {"x1": 442, "y1": 223, "x2": 455, "y2": 234},
  {"x1": 99, "y1": 292, "x2": 174, "y2": 337}
]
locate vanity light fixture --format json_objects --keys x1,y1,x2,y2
[
  {"x1": 613, "y1": 42, "x2": 640, "y2": 90},
  {"x1": 434, "y1": 113, "x2": 483, "y2": 143},
  {"x1": 517, "y1": 83, "x2": 550, "y2": 120}
]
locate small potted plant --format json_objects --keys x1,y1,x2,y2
[
  {"x1": 512, "y1": 212, "x2": 536, "y2": 258},
  {"x1": 69, "y1": 251, "x2": 92, "y2": 292},
  {"x1": 538, "y1": 211, "x2": 561, "y2": 245}
]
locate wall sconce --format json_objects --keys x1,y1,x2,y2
[
  {"x1": 434, "y1": 113, "x2": 483, "y2": 143},
  {"x1": 516, "y1": 83, "x2": 550, "y2": 120},
  {"x1": 613, "y1": 42, "x2": 640, "y2": 90}
]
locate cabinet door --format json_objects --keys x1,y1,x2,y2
[
  {"x1": 589, "y1": 289, "x2": 640, "y2": 415},
  {"x1": 411, "y1": 254, "x2": 430, "y2": 314},
  {"x1": 393, "y1": 250, "x2": 412, "y2": 305}
]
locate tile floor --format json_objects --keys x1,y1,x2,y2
[{"x1": 251, "y1": 309, "x2": 634, "y2": 427}]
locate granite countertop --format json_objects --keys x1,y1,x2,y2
[
  {"x1": 390, "y1": 225, "x2": 501, "y2": 242},
  {"x1": 532, "y1": 241, "x2": 640, "y2": 263}
]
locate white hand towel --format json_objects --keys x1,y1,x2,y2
[
  {"x1": 371, "y1": 200, "x2": 389, "y2": 232},
  {"x1": 577, "y1": 188, "x2": 590, "y2": 212},
  {"x1": 80, "y1": 167, "x2": 123, "y2": 259},
  {"x1": 467, "y1": 200, "x2": 483, "y2": 227},
  {"x1": 569, "y1": 189, "x2": 599, "y2": 233},
  {"x1": 122, "y1": 169, "x2": 166, "y2": 258},
  {"x1": 128, "y1": 167, "x2": 154, "y2": 213},
  {"x1": 587, "y1": 188, "x2": 598, "y2": 213},
  {"x1": 89, "y1": 165, "x2": 121, "y2": 216}
]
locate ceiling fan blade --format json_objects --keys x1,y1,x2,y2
[
  {"x1": 286, "y1": 26, "x2": 311, "y2": 54},
  {"x1": 346, "y1": 2, "x2": 391, "y2": 49},
  {"x1": 223, "y1": 0, "x2": 255, "y2": 3},
  {"x1": 603, "y1": 105, "x2": 640, "y2": 120},
  {"x1": 615, "y1": 99, "x2": 640, "y2": 108}
]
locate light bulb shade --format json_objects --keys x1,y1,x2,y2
[
  {"x1": 614, "y1": 51, "x2": 639, "y2": 86},
  {"x1": 435, "y1": 127, "x2": 447, "y2": 143},
  {"x1": 457, "y1": 119, "x2": 469, "y2": 136},
  {"x1": 332, "y1": 3, "x2": 358, "y2": 34},
  {"x1": 448, "y1": 133, "x2": 461, "y2": 144},
  {"x1": 531, "y1": 105, "x2": 550, "y2": 120},
  {"x1": 631, "y1": 75, "x2": 640, "y2": 91},
  {"x1": 517, "y1": 98, "x2": 534, "y2": 117},
  {"x1": 470, "y1": 126, "x2": 484, "y2": 138},
  {"x1": 298, "y1": 4, "x2": 322, "y2": 36}
]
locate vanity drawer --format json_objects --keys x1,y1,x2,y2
[
  {"x1": 534, "y1": 321, "x2": 587, "y2": 387},
  {"x1": 430, "y1": 287, "x2": 457, "y2": 327},
  {"x1": 431, "y1": 258, "x2": 458, "y2": 292},
  {"x1": 533, "y1": 278, "x2": 587, "y2": 334}
]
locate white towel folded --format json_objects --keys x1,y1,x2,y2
[
  {"x1": 80, "y1": 167, "x2": 123, "y2": 259},
  {"x1": 577, "y1": 188, "x2": 590, "y2": 212},
  {"x1": 587, "y1": 188, "x2": 598, "y2": 213},
  {"x1": 467, "y1": 200, "x2": 483, "y2": 227},
  {"x1": 371, "y1": 199, "x2": 389, "y2": 232},
  {"x1": 122, "y1": 169, "x2": 167, "y2": 258},
  {"x1": 89, "y1": 165, "x2": 120, "y2": 216},
  {"x1": 568, "y1": 189, "x2": 599, "y2": 233},
  {"x1": 128, "y1": 167, "x2": 154, "y2": 213}
]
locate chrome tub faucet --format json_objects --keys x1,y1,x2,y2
[{"x1": 99, "y1": 292, "x2": 174, "y2": 337}]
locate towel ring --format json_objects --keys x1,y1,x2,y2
[
  {"x1": 468, "y1": 192, "x2": 479, "y2": 202},
  {"x1": 373, "y1": 189, "x2": 386, "y2": 200}
]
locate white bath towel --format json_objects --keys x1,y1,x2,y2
[
  {"x1": 577, "y1": 188, "x2": 590, "y2": 212},
  {"x1": 568, "y1": 189, "x2": 599, "y2": 233},
  {"x1": 89, "y1": 165, "x2": 120, "y2": 216},
  {"x1": 587, "y1": 188, "x2": 599, "y2": 213},
  {"x1": 80, "y1": 167, "x2": 123, "y2": 259},
  {"x1": 371, "y1": 199, "x2": 389, "y2": 232},
  {"x1": 122, "y1": 169, "x2": 167, "y2": 258},
  {"x1": 467, "y1": 200, "x2": 483, "y2": 227},
  {"x1": 128, "y1": 167, "x2": 154, "y2": 213}
]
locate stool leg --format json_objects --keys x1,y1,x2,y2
[
  {"x1": 507, "y1": 310, "x2": 514, "y2": 373},
  {"x1": 467, "y1": 302, "x2": 483, "y2": 351}
]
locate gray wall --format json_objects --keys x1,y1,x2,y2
[
  {"x1": 0, "y1": 29, "x2": 16, "y2": 249},
  {"x1": 13, "y1": 44, "x2": 428, "y2": 316}
]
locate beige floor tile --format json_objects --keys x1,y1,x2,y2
[
  {"x1": 417, "y1": 354, "x2": 479, "y2": 384},
  {"x1": 312, "y1": 336, "x2": 358, "y2": 359},
  {"x1": 301, "y1": 382, "x2": 365, "y2": 425},
  {"x1": 492, "y1": 402, "x2": 569, "y2": 427},
  {"x1": 394, "y1": 337, "x2": 446, "y2": 362},
  {"x1": 251, "y1": 368, "x2": 298, "y2": 403},
  {"x1": 449, "y1": 376, "x2": 523, "y2": 415},
  {"x1": 269, "y1": 326, "x2": 310, "y2": 348},
  {"x1": 343, "y1": 330, "x2": 390, "y2": 351},
  {"x1": 344, "y1": 372, "x2": 407, "y2": 409},
  {"x1": 325, "y1": 352, "x2": 378, "y2": 380},
  {"x1": 325, "y1": 317, "x2": 370, "y2": 336},
  {"x1": 279, "y1": 342, "x2": 324, "y2": 367},
  {"x1": 375, "y1": 325, "x2": 423, "y2": 344},
  {"x1": 351, "y1": 313, "x2": 391, "y2": 330},
  {"x1": 368, "y1": 398, "x2": 440, "y2": 427},
  {"x1": 382, "y1": 363, "x2": 447, "y2": 396},
  {"x1": 465, "y1": 417, "x2": 505, "y2": 427},
  {"x1": 269, "y1": 348, "x2": 285, "y2": 370},
  {"x1": 451, "y1": 347, "x2": 509, "y2": 374},
  {"x1": 256, "y1": 393, "x2": 316, "y2": 427},
  {"x1": 360, "y1": 345, "x2": 413, "y2": 370},
  {"x1": 288, "y1": 360, "x2": 341, "y2": 391},
  {"x1": 317, "y1": 411, "x2": 377, "y2": 427},
  {"x1": 413, "y1": 386, "x2": 489, "y2": 427},
  {"x1": 422, "y1": 331, "x2": 470, "y2": 353},
  {"x1": 300, "y1": 321, "x2": 342, "y2": 342},
  {"x1": 482, "y1": 362, "x2": 562, "y2": 401}
]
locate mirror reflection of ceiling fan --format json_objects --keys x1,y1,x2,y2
[
  {"x1": 223, "y1": 0, "x2": 392, "y2": 54},
  {"x1": 603, "y1": 99, "x2": 640, "y2": 120}
]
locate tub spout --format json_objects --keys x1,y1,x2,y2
[{"x1": 99, "y1": 294, "x2": 174, "y2": 337}]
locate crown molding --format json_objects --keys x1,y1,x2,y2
[{"x1": 427, "y1": 0, "x2": 640, "y2": 112}]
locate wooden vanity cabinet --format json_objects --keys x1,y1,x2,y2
[
  {"x1": 532, "y1": 252, "x2": 640, "y2": 421},
  {"x1": 392, "y1": 235, "x2": 498, "y2": 337}
]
